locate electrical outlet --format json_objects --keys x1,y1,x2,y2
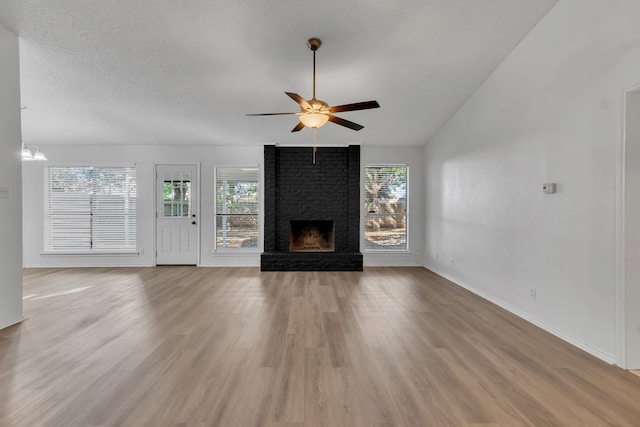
[
  {"x1": 530, "y1": 288, "x2": 537, "y2": 299},
  {"x1": 435, "y1": 252, "x2": 439, "y2": 261},
  {"x1": 139, "y1": 248, "x2": 144, "y2": 255},
  {"x1": 0, "y1": 187, "x2": 10, "y2": 199},
  {"x1": 450, "y1": 257, "x2": 454, "y2": 266}
]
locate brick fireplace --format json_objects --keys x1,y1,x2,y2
[{"x1": 261, "y1": 145, "x2": 363, "y2": 271}]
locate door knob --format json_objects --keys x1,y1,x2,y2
[{"x1": 191, "y1": 221, "x2": 196, "y2": 225}]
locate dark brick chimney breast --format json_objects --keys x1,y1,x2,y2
[{"x1": 261, "y1": 145, "x2": 363, "y2": 271}]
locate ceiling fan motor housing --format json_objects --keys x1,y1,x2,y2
[{"x1": 310, "y1": 99, "x2": 328, "y2": 111}]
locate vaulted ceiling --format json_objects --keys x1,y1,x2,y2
[{"x1": 0, "y1": 0, "x2": 557, "y2": 147}]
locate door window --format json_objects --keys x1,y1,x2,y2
[{"x1": 162, "y1": 173, "x2": 192, "y2": 217}]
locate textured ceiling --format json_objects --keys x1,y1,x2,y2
[{"x1": 0, "y1": 0, "x2": 557, "y2": 147}]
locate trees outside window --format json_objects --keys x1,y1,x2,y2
[
  {"x1": 365, "y1": 166, "x2": 407, "y2": 250},
  {"x1": 215, "y1": 167, "x2": 259, "y2": 249}
]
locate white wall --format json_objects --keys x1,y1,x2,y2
[
  {"x1": 23, "y1": 144, "x2": 263, "y2": 267},
  {"x1": 424, "y1": 0, "x2": 640, "y2": 363},
  {"x1": 23, "y1": 144, "x2": 422, "y2": 268},
  {"x1": 624, "y1": 89, "x2": 640, "y2": 368},
  {"x1": 0, "y1": 24, "x2": 25, "y2": 329},
  {"x1": 362, "y1": 146, "x2": 424, "y2": 266}
]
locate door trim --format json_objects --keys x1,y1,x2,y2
[{"x1": 617, "y1": 84, "x2": 640, "y2": 369}]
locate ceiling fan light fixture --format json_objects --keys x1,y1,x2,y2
[
  {"x1": 21, "y1": 142, "x2": 47, "y2": 161},
  {"x1": 299, "y1": 112, "x2": 329, "y2": 129},
  {"x1": 246, "y1": 38, "x2": 379, "y2": 132}
]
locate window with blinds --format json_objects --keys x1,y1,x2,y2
[
  {"x1": 44, "y1": 166, "x2": 137, "y2": 252},
  {"x1": 365, "y1": 165, "x2": 408, "y2": 250},
  {"x1": 215, "y1": 167, "x2": 259, "y2": 249}
]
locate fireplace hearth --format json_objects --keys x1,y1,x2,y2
[{"x1": 261, "y1": 145, "x2": 363, "y2": 271}]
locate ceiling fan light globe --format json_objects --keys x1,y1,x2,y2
[
  {"x1": 21, "y1": 142, "x2": 33, "y2": 161},
  {"x1": 21, "y1": 149, "x2": 34, "y2": 161},
  {"x1": 299, "y1": 113, "x2": 329, "y2": 129},
  {"x1": 33, "y1": 149, "x2": 47, "y2": 161}
]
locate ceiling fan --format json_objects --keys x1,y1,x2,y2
[{"x1": 246, "y1": 38, "x2": 380, "y2": 132}]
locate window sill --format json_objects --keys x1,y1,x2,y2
[
  {"x1": 364, "y1": 250, "x2": 412, "y2": 254},
  {"x1": 40, "y1": 250, "x2": 140, "y2": 256},
  {"x1": 212, "y1": 249, "x2": 259, "y2": 254}
]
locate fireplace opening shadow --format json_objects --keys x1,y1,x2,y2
[{"x1": 289, "y1": 220, "x2": 334, "y2": 252}]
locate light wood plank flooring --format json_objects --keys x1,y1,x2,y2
[{"x1": 2, "y1": 267, "x2": 640, "y2": 426}]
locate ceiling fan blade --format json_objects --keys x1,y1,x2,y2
[
  {"x1": 245, "y1": 112, "x2": 299, "y2": 116},
  {"x1": 285, "y1": 92, "x2": 312, "y2": 110},
  {"x1": 291, "y1": 122, "x2": 305, "y2": 132},
  {"x1": 327, "y1": 115, "x2": 364, "y2": 131},
  {"x1": 329, "y1": 100, "x2": 380, "y2": 113}
]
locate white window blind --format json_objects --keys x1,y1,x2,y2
[
  {"x1": 365, "y1": 165, "x2": 408, "y2": 250},
  {"x1": 215, "y1": 167, "x2": 259, "y2": 249},
  {"x1": 45, "y1": 166, "x2": 137, "y2": 252}
]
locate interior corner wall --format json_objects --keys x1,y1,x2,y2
[
  {"x1": 424, "y1": 0, "x2": 640, "y2": 363},
  {"x1": 362, "y1": 146, "x2": 424, "y2": 266},
  {"x1": 0, "y1": 23, "x2": 25, "y2": 329}
]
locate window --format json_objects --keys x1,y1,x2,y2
[
  {"x1": 215, "y1": 167, "x2": 259, "y2": 249},
  {"x1": 45, "y1": 166, "x2": 137, "y2": 252},
  {"x1": 162, "y1": 175, "x2": 192, "y2": 217},
  {"x1": 365, "y1": 165, "x2": 408, "y2": 250}
]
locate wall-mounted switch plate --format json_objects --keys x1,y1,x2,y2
[
  {"x1": 542, "y1": 183, "x2": 556, "y2": 194},
  {"x1": 0, "y1": 187, "x2": 10, "y2": 199}
]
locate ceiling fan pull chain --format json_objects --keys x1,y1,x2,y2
[{"x1": 312, "y1": 128, "x2": 318, "y2": 164}]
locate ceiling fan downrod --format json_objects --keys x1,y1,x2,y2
[{"x1": 307, "y1": 38, "x2": 321, "y2": 100}]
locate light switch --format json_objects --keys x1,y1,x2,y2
[{"x1": 0, "y1": 187, "x2": 10, "y2": 199}]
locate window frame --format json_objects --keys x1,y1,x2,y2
[
  {"x1": 214, "y1": 165, "x2": 260, "y2": 252},
  {"x1": 43, "y1": 164, "x2": 138, "y2": 254},
  {"x1": 364, "y1": 164, "x2": 409, "y2": 252}
]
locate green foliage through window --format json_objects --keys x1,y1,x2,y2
[
  {"x1": 215, "y1": 167, "x2": 259, "y2": 249},
  {"x1": 365, "y1": 166, "x2": 407, "y2": 250}
]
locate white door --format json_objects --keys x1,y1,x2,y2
[{"x1": 156, "y1": 164, "x2": 198, "y2": 265}]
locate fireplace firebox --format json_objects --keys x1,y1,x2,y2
[{"x1": 289, "y1": 220, "x2": 335, "y2": 252}]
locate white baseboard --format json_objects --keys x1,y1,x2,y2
[
  {"x1": 24, "y1": 264, "x2": 153, "y2": 268},
  {"x1": 364, "y1": 251, "x2": 423, "y2": 267},
  {"x1": 200, "y1": 253, "x2": 260, "y2": 267},
  {"x1": 0, "y1": 315, "x2": 27, "y2": 330},
  {"x1": 424, "y1": 264, "x2": 616, "y2": 365}
]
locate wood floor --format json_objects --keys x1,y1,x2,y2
[{"x1": 2, "y1": 267, "x2": 640, "y2": 426}]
